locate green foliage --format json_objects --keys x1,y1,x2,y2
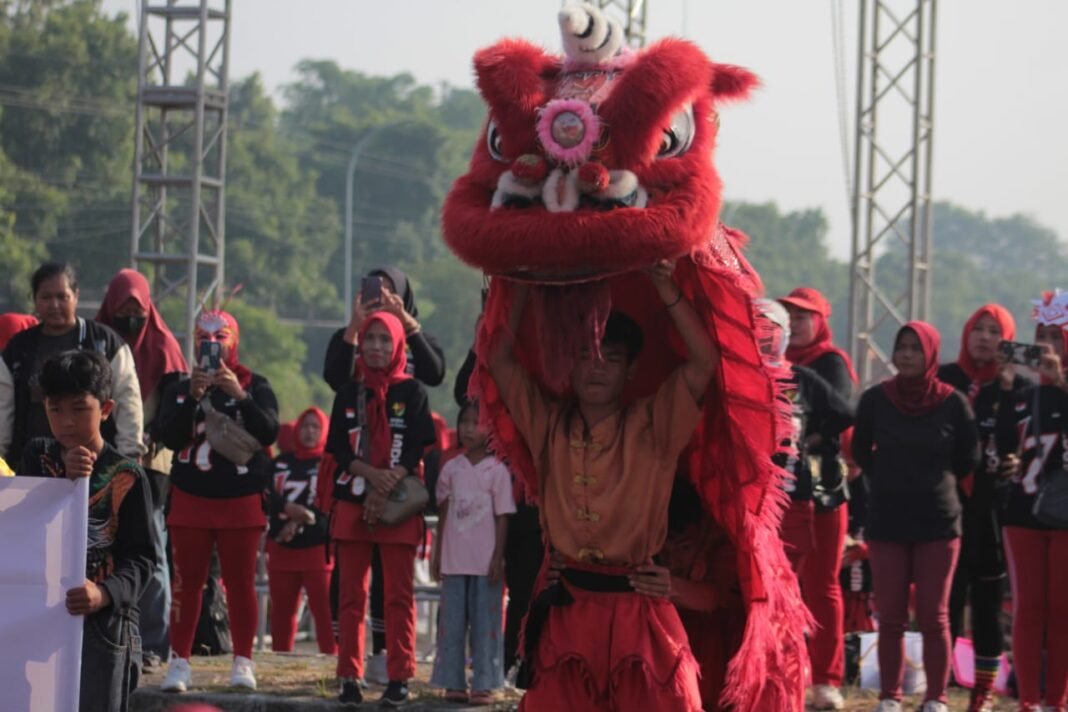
[
  {"x1": 225, "y1": 74, "x2": 342, "y2": 315},
  {"x1": 875, "y1": 202, "x2": 1068, "y2": 357},
  {"x1": 726, "y1": 201, "x2": 850, "y2": 336},
  {"x1": 0, "y1": 0, "x2": 138, "y2": 298}
]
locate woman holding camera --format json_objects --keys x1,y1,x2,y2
[
  {"x1": 853, "y1": 321, "x2": 979, "y2": 712},
  {"x1": 156, "y1": 309, "x2": 279, "y2": 693},
  {"x1": 936, "y1": 304, "x2": 1028, "y2": 711},
  {"x1": 997, "y1": 292, "x2": 1068, "y2": 712},
  {"x1": 323, "y1": 266, "x2": 446, "y2": 391}
]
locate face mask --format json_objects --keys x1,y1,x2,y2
[{"x1": 115, "y1": 315, "x2": 147, "y2": 338}]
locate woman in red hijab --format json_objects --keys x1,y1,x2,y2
[
  {"x1": 853, "y1": 322, "x2": 980, "y2": 712},
  {"x1": 326, "y1": 310, "x2": 435, "y2": 707},
  {"x1": 778, "y1": 287, "x2": 856, "y2": 709},
  {"x1": 96, "y1": 269, "x2": 188, "y2": 424},
  {"x1": 0, "y1": 313, "x2": 38, "y2": 351},
  {"x1": 937, "y1": 305, "x2": 1028, "y2": 711},
  {"x1": 97, "y1": 270, "x2": 188, "y2": 668},
  {"x1": 156, "y1": 309, "x2": 279, "y2": 693},
  {"x1": 267, "y1": 406, "x2": 335, "y2": 654}
]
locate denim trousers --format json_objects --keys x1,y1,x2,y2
[
  {"x1": 137, "y1": 505, "x2": 171, "y2": 658},
  {"x1": 80, "y1": 610, "x2": 142, "y2": 712},
  {"x1": 430, "y1": 574, "x2": 505, "y2": 691}
]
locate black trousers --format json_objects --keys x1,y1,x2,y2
[{"x1": 504, "y1": 503, "x2": 544, "y2": 672}]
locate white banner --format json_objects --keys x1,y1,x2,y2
[{"x1": 0, "y1": 476, "x2": 88, "y2": 712}]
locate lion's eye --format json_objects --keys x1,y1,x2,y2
[
  {"x1": 487, "y1": 120, "x2": 505, "y2": 162},
  {"x1": 656, "y1": 105, "x2": 695, "y2": 159}
]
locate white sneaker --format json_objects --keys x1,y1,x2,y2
[
  {"x1": 874, "y1": 700, "x2": 903, "y2": 712},
  {"x1": 811, "y1": 684, "x2": 845, "y2": 710},
  {"x1": 160, "y1": 656, "x2": 191, "y2": 692},
  {"x1": 919, "y1": 702, "x2": 948, "y2": 712},
  {"x1": 366, "y1": 651, "x2": 389, "y2": 686},
  {"x1": 230, "y1": 655, "x2": 256, "y2": 690}
]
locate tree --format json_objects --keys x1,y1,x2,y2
[{"x1": 0, "y1": 0, "x2": 138, "y2": 303}]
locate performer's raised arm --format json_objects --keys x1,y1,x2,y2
[
  {"x1": 488, "y1": 282, "x2": 529, "y2": 388},
  {"x1": 647, "y1": 259, "x2": 719, "y2": 402}
]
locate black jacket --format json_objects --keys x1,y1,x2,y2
[
  {"x1": 778, "y1": 365, "x2": 855, "y2": 501},
  {"x1": 19, "y1": 440, "x2": 157, "y2": 626},
  {"x1": 853, "y1": 386, "x2": 980, "y2": 542},
  {"x1": 996, "y1": 382, "x2": 1068, "y2": 530},
  {"x1": 1, "y1": 319, "x2": 144, "y2": 463},
  {"x1": 156, "y1": 374, "x2": 279, "y2": 498},
  {"x1": 269, "y1": 453, "x2": 330, "y2": 548},
  {"x1": 326, "y1": 378, "x2": 435, "y2": 504},
  {"x1": 938, "y1": 363, "x2": 1032, "y2": 569}
]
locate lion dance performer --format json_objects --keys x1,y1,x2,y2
[{"x1": 442, "y1": 5, "x2": 809, "y2": 710}]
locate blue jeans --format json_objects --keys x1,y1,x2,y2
[
  {"x1": 80, "y1": 610, "x2": 142, "y2": 712},
  {"x1": 430, "y1": 575, "x2": 505, "y2": 691},
  {"x1": 137, "y1": 506, "x2": 171, "y2": 658}
]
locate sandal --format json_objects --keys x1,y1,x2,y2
[
  {"x1": 444, "y1": 689, "x2": 469, "y2": 703},
  {"x1": 469, "y1": 690, "x2": 498, "y2": 705}
]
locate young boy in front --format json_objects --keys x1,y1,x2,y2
[
  {"x1": 19, "y1": 350, "x2": 156, "y2": 712},
  {"x1": 490, "y1": 259, "x2": 717, "y2": 712}
]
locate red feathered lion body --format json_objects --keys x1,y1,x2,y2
[{"x1": 442, "y1": 28, "x2": 808, "y2": 712}]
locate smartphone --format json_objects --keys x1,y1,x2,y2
[
  {"x1": 199, "y1": 340, "x2": 222, "y2": 373},
  {"x1": 361, "y1": 275, "x2": 382, "y2": 304},
  {"x1": 999, "y1": 340, "x2": 1043, "y2": 369}
]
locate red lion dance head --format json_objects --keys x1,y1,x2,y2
[{"x1": 443, "y1": 5, "x2": 808, "y2": 709}]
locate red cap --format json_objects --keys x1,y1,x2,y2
[{"x1": 778, "y1": 287, "x2": 831, "y2": 317}]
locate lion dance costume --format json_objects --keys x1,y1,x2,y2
[{"x1": 442, "y1": 5, "x2": 809, "y2": 710}]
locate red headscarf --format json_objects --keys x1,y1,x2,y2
[
  {"x1": 0, "y1": 313, "x2": 38, "y2": 351},
  {"x1": 883, "y1": 321, "x2": 956, "y2": 417},
  {"x1": 956, "y1": 304, "x2": 1015, "y2": 386},
  {"x1": 355, "y1": 312, "x2": 411, "y2": 468},
  {"x1": 292, "y1": 406, "x2": 329, "y2": 461},
  {"x1": 195, "y1": 309, "x2": 253, "y2": 389},
  {"x1": 97, "y1": 269, "x2": 188, "y2": 398},
  {"x1": 779, "y1": 286, "x2": 858, "y2": 384}
]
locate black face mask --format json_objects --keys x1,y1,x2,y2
[{"x1": 114, "y1": 315, "x2": 147, "y2": 338}]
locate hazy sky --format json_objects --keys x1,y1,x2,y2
[{"x1": 104, "y1": 0, "x2": 1068, "y2": 259}]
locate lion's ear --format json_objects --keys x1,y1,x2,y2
[
  {"x1": 474, "y1": 39, "x2": 559, "y2": 119},
  {"x1": 710, "y1": 63, "x2": 759, "y2": 103}
]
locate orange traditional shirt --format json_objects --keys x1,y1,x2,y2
[{"x1": 503, "y1": 367, "x2": 701, "y2": 566}]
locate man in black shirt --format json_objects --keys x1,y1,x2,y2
[{"x1": 19, "y1": 350, "x2": 156, "y2": 712}]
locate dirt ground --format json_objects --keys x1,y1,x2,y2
[{"x1": 138, "y1": 646, "x2": 1021, "y2": 710}]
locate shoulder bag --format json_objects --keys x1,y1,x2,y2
[{"x1": 200, "y1": 396, "x2": 261, "y2": 466}]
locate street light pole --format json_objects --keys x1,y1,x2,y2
[{"x1": 344, "y1": 126, "x2": 386, "y2": 324}]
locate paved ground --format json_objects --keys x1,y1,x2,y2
[{"x1": 133, "y1": 651, "x2": 1022, "y2": 711}]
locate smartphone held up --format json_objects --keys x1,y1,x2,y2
[
  {"x1": 199, "y1": 340, "x2": 222, "y2": 373},
  {"x1": 999, "y1": 340, "x2": 1043, "y2": 370}
]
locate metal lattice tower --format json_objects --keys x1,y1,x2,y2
[
  {"x1": 847, "y1": 0, "x2": 937, "y2": 385},
  {"x1": 596, "y1": 0, "x2": 648, "y2": 48},
  {"x1": 130, "y1": 0, "x2": 231, "y2": 359}
]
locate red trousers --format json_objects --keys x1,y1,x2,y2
[
  {"x1": 170, "y1": 526, "x2": 262, "y2": 659},
  {"x1": 518, "y1": 585, "x2": 702, "y2": 712},
  {"x1": 802, "y1": 506, "x2": 847, "y2": 687},
  {"x1": 336, "y1": 540, "x2": 416, "y2": 681},
  {"x1": 869, "y1": 538, "x2": 960, "y2": 703},
  {"x1": 1004, "y1": 526, "x2": 1068, "y2": 707},
  {"x1": 268, "y1": 568, "x2": 337, "y2": 655},
  {"x1": 781, "y1": 502, "x2": 847, "y2": 686}
]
